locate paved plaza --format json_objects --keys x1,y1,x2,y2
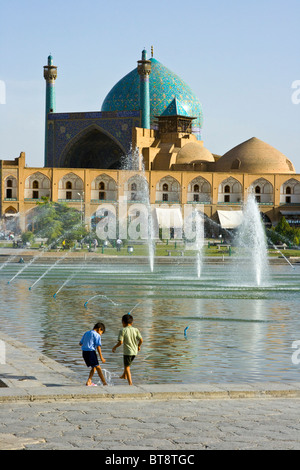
[
  {"x1": 1, "y1": 396, "x2": 300, "y2": 450},
  {"x1": 1, "y1": 330, "x2": 300, "y2": 451}
]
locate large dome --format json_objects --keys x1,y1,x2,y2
[
  {"x1": 215, "y1": 137, "x2": 295, "y2": 174},
  {"x1": 101, "y1": 57, "x2": 203, "y2": 138}
]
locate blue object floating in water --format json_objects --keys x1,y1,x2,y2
[{"x1": 184, "y1": 326, "x2": 189, "y2": 337}]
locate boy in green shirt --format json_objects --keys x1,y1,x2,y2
[{"x1": 112, "y1": 314, "x2": 143, "y2": 385}]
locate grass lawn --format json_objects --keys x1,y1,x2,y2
[{"x1": 1, "y1": 240, "x2": 299, "y2": 258}]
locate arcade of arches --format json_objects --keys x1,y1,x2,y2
[{"x1": 1, "y1": 152, "x2": 300, "y2": 233}]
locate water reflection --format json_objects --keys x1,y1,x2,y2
[{"x1": 0, "y1": 263, "x2": 299, "y2": 384}]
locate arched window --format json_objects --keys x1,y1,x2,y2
[
  {"x1": 286, "y1": 186, "x2": 291, "y2": 194},
  {"x1": 32, "y1": 180, "x2": 39, "y2": 189},
  {"x1": 7, "y1": 179, "x2": 13, "y2": 188},
  {"x1": 66, "y1": 181, "x2": 72, "y2": 190},
  {"x1": 162, "y1": 183, "x2": 169, "y2": 191},
  {"x1": 131, "y1": 183, "x2": 137, "y2": 191},
  {"x1": 224, "y1": 185, "x2": 230, "y2": 193},
  {"x1": 193, "y1": 184, "x2": 200, "y2": 193},
  {"x1": 255, "y1": 186, "x2": 261, "y2": 194},
  {"x1": 99, "y1": 182, "x2": 105, "y2": 190}
]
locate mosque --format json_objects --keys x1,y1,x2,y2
[{"x1": 1, "y1": 49, "x2": 300, "y2": 238}]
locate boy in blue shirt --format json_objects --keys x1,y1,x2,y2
[{"x1": 79, "y1": 322, "x2": 107, "y2": 386}]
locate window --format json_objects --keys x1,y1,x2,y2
[
  {"x1": 163, "y1": 193, "x2": 168, "y2": 201},
  {"x1": 66, "y1": 191, "x2": 72, "y2": 200},
  {"x1": 194, "y1": 184, "x2": 200, "y2": 193},
  {"x1": 6, "y1": 188, "x2": 12, "y2": 198},
  {"x1": 99, "y1": 182, "x2": 105, "y2": 190},
  {"x1": 66, "y1": 181, "x2": 72, "y2": 190},
  {"x1": 231, "y1": 158, "x2": 241, "y2": 170},
  {"x1": 255, "y1": 186, "x2": 261, "y2": 194},
  {"x1": 162, "y1": 183, "x2": 169, "y2": 191},
  {"x1": 33, "y1": 180, "x2": 39, "y2": 189},
  {"x1": 224, "y1": 185, "x2": 230, "y2": 193},
  {"x1": 32, "y1": 191, "x2": 39, "y2": 199},
  {"x1": 255, "y1": 195, "x2": 261, "y2": 203},
  {"x1": 224, "y1": 195, "x2": 230, "y2": 202},
  {"x1": 6, "y1": 179, "x2": 13, "y2": 188},
  {"x1": 286, "y1": 186, "x2": 291, "y2": 195},
  {"x1": 99, "y1": 192, "x2": 105, "y2": 200},
  {"x1": 193, "y1": 194, "x2": 199, "y2": 202},
  {"x1": 286, "y1": 196, "x2": 291, "y2": 203},
  {"x1": 131, "y1": 183, "x2": 137, "y2": 191}
]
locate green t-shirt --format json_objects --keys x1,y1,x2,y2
[{"x1": 118, "y1": 326, "x2": 142, "y2": 356}]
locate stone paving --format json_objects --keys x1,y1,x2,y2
[
  {"x1": 1, "y1": 396, "x2": 300, "y2": 450},
  {"x1": 1, "y1": 330, "x2": 300, "y2": 450}
]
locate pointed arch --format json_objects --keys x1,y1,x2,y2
[
  {"x1": 24, "y1": 172, "x2": 51, "y2": 200},
  {"x1": 124, "y1": 174, "x2": 149, "y2": 202},
  {"x1": 58, "y1": 172, "x2": 83, "y2": 200},
  {"x1": 187, "y1": 176, "x2": 211, "y2": 203},
  {"x1": 218, "y1": 177, "x2": 242, "y2": 203},
  {"x1": 91, "y1": 174, "x2": 117, "y2": 201},
  {"x1": 280, "y1": 178, "x2": 300, "y2": 204},
  {"x1": 250, "y1": 178, "x2": 273, "y2": 204},
  {"x1": 59, "y1": 124, "x2": 125, "y2": 170},
  {"x1": 4, "y1": 175, "x2": 17, "y2": 199},
  {"x1": 156, "y1": 175, "x2": 181, "y2": 203}
]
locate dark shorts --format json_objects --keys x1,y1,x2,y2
[
  {"x1": 124, "y1": 355, "x2": 135, "y2": 367},
  {"x1": 82, "y1": 350, "x2": 99, "y2": 368}
]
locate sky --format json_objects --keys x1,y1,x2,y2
[{"x1": 1, "y1": 0, "x2": 300, "y2": 171}]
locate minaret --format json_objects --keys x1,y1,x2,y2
[
  {"x1": 43, "y1": 55, "x2": 57, "y2": 164},
  {"x1": 137, "y1": 49, "x2": 151, "y2": 129}
]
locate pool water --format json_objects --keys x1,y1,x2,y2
[{"x1": 0, "y1": 261, "x2": 299, "y2": 385}]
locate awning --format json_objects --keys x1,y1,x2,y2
[
  {"x1": 3, "y1": 213, "x2": 19, "y2": 217},
  {"x1": 217, "y1": 210, "x2": 243, "y2": 229},
  {"x1": 280, "y1": 210, "x2": 300, "y2": 215},
  {"x1": 155, "y1": 208, "x2": 183, "y2": 229}
]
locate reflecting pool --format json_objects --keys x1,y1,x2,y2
[{"x1": 0, "y1": 261, "x2": 299, "y2": 385}]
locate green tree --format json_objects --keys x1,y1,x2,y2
[
  {"x1": 31, "y1": 199, "x2": 88, "y2": 248},
  {"x1": 21, "y1": 231, "x2": 35, "y2": 245},
  {"x1": 273, "y1": 216, "x2": 300, "y2": 246}
]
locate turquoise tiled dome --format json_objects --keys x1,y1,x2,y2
[{"x1": 101, "y1": 57, "x2": 203, "y2": 138}]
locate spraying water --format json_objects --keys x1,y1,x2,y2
[
  {"x1": 97, "y1": 369, "x2": 119, "y2": 386},
  {"x1": 235, "y1": 192, "x2": 269, "y2": 286},
  {"x1": 29, "y1": 250, "x2": 71, "y2": 290},
  {"x1": 84, "y1": 294, "x2": 120, "y2": 308},
  {"x1": 121, "y1": 146, "x2": 155, "y2": 272},
  {"x1": 7, "y1": 220, "x2": 84, "y2": 285},
  {"x1": 194, "y1": 211, "x2": 205, "y2": 278}
]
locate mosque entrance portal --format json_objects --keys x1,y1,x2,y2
[{"x1": 61, "y1": 128, "x2": 124, "y2": 169}]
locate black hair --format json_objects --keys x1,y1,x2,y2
[
  {"x1": 93, "y1": 322, "x2": 105, "y2": 333},
  {"x1": 122, "y1": 314, "x2": 133, "y2": 325}
]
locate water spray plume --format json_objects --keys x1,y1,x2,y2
[
  {"x1": 234, "y1": 192, "x2": 269, "y2": 286},
  {"x1": 83, "y1": 294, "x2": 120, "y2": 308}
]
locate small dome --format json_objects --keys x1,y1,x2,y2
[
  {"x1": 215, "y1": 137, "x2": 295, "y2": 174},
  {"x1": 176, "y1": 142, "x2": 215, "y2": 164}
]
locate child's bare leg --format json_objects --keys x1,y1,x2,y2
[
  {"x1": 120, "y1": 369, "x2": 127, "y2": 379},
  {"x1": 95, "y1": 365, "x2": 107, "y2": 385},
  {"x1": 86, "y1": 367, "x2": 95, "y2": 385},
  {"x1": 124, "y1": 365, "x2": 132, "y2": 385}
]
